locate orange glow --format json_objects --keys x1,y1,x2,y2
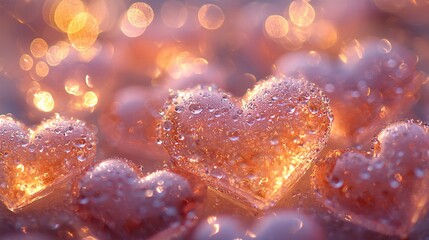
[
  {"x1": 309, "y1": 20, "x2": 338, "y2": 49},
  {"x1": 198, "y1": 4, "x2": 225, "y2": 30},
  {"x1": 83, "y1": 91, "x2": 98, "y2": 108},
  {"x1": 30, "y1": 38, "x2": 49, "y2": 58},
  {"x1": 68, "y1": 12, "x2": 99, "y2": 51},
  {"x1": 46, "y1": 45, "x2": 63, "y2": 66},
  {"x1": 120, "y1": 13, "x2": 146, "y2": 38},
  {"x1": 19, "y1": 54, "x2": 33, "y2": 71},
  {"x1": 127, "y1": 2, "x2": 154, "y2": 28},
  {"x1": 289, "y1": 0, "x2": 315, "y2": 27},
  {"x1": 33, "y1": 91, "x2": 55, "y2": 112},
  {"x1": 65, "y1": 80, "x2": 82, "y2": 96},
  {"x1": 265, "y1": 15, "x2": 289, "y2": 39},
  {"x1": 35, "y1": 61, "x2": 49, "y2": 78},
  {"x1": 54, "y1": 0, "x2": 86, "y2": 32}
]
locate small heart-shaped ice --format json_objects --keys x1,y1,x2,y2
[
  {"x1": 159, "y1": 76, "x2": 332, "y2": 209},
  {"x1": 276, "y1": 39, "x2": 423, "y2": 144},
  {"x1": 312, "y1": 121, "x2": 429, "y2": 237},
  {"x1": 0, "y1": 114, "x2": 96, "y2": 211},
  {"x1": 73, "y1": 158, "x2": 206, "y2": 239}
]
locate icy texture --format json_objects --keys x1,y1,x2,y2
[
  {"x1": 73, "y1": 158, "x2": 206, "y2": 239},
  {"x1": 312, "y1": 121, "x2": 429, "y2": 237},
  {"x1": 0, "y1": 114, "x2": 96, "y2": 211},
  {"x1": 159, "y1": 75, "x2": 332, "y2": 209}
]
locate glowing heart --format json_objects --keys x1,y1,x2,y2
[
  {"x1": 276, "y1": 39, "x2": 423, "y2": 144},
  {"x1": 0, "y1": 114, "x2": 96, "y2": 211},
  {"x1": 312, "y1": 121, "x2": 429, "y2": 237},
  {"x1": 159, "y1": 76, "x2": 332, "y2": 209},
  {"x1": 73, "y1": 158, "x2": 206, "y2": 239},
  {"x1": 191, "y1": 211, "x2": 325, "y2": 239}
]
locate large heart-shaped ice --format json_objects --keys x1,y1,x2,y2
[
  {"x1": 159, "y1": 76, "x2": 332, "y2": 209},
  {"x1": 0, "y1": 114, "x2": 96, "y2": 211}
]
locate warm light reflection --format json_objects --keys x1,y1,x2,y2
[
  {"x1": 19, "y1": 54, "x2": 33, "y2": 71},
  {"x1": 198, "y1": 4, "x2": 225, "y2": 30},
  {"x1": 65, "y1": 80, "x2": 82, "y2": 96},
  {"x1": 33, "y1": 91, "x2": 55, "y2": 112},
  {"x1": 309, "y1": 20, "x2": 337, "y2": 49},
  {"x1": 30, "y1": 38, "x2": 49, "y2": 58},
  {"x1": 120, "y1": 12, "x2": 146, "y2": 38},
  {"x1": 289, "y1": 0, "x2": 315, "y2": 27},
  {"x1": 339, "y1": 39, "x2": 364, "y2": 64},
  {"x1": 161, "y1": 0, "x2": 188, "y2": 28},
  {"x1": 68, "y1": 12, "x2": 99, "y2": 51},
  {"x1": 83, "y1": 91, "x2": 98, "y2": 108},
  {"x1": 377, "y1": 39, "x2": 392, "y2": 53},
  {"x1": 46, "y1": 45, "x2": 63, "y2": 66},
  {"x1": 35, "y1": 61, "x2": 49, "y2": 78},
  {"x1": 265, "y1": 15, "x2": 289, "y2": 39},
  {"x1": 127, "y1": 2, "x2": 154, "y2": 28},
  {"x1": 54, "y1": 0, "x2": 86, "y2": 32}
]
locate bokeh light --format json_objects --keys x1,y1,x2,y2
[
  {"x1": 289, "y1": 0, "x2": 315, "y2": 27},
  {"x1": 19, "y1": 54, "x2": 33, "y2": 71},
  {"x1": 30, "y1": 38, "x2": 49, "y2": 58},
  {"x1": 265, "y1": 15, "x2": 289, "y2": 39},
  {"x1": 82, "y1": 91, "x2": 98, "y2": 108},
  {"x1": 67, "y1": 12, "x2": 99, "y2": 51},
  {"x1": 33, "y1": 91, "x2": 55, "y2": 112},
  {"x1": 198, "y1": 4, "x2": 225, "y2": 30},
  {"x1": 54, "y1": 0, "x2": 86, "y2": 32},
  {"x1": 161, "y1": 0, "x2": 188, "y2": 28},
  {"x1": 35, "y1": 61, "x2": 49, "y2": 78},
  {"x1": 127, "y1": 2, "x2": 154, "y2": 28}
]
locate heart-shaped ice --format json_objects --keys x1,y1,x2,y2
[
  {"x1": 312, "y1": 121, "x2": 429, "y2": 237},
  {"x1": 73, "y1": 158, "x2": 207, "y2": 239},
  {"x1": 159, "y1": 76, "x2": 332, "y2": 209},
  {"x1": 0, "y1": 114, "x2": 96, "y2": 211},
  {"x1": 276, "y1": 39, "x2": 423, "y2": 144}
]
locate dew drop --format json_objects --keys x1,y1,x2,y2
[
  {"x1": 389, "y1": 180, "x2": 400, "y2": 188},
  {"x1": 270, "y1": 137, "x2": 279, "y2": 145},
  {"x1": 163, "y1": 120, "x2": 173, "y2": 131},
  {"x1": 228, "y1": 131, "x2": 240, "y2": 141},
  {"x1": 189, "y1": 103, "x2": 203, "y2": 114},
  {"x1": 414, "y1": 168, "x2": 425, "y2": 178},
  {"x1": 174, "y1": 105, "x2": 184, "y2": 113},
  {"x1": 328, "y1": 175, "x2": 344, "y2": 188}
]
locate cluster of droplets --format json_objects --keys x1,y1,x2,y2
[
  {"x1": 275, "y1": 38, "x2": 423, "y2": 145},
  {"x1": 312, "y1": 121, "x2": 429, "y2": 237},
  {"x1": 158, "y1": 75, "x2": 333, "y2": 209},
  {"x1": 0, "y1": 114, "x2": 97, "y2": 211},
  {"x1": 73, "y1": 158, "x2": 206, "y2": 239}
]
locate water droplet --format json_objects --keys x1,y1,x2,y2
[
  {"x1": 270, "y1": 137, "x2": 279, "y2": 145},
  {"x1": 360, "y1": 171, "x2": 370, "y2": 180},
  {"x1": 228, "y1": 131, "x2": 240, "y2": 141},
  {"x1": 163, "y1": 120, "x2": 172, "y2": 131},
  {"x1": 174, "y1": 105, "x2": 184, "y2": 113},
  {"x1": 77, "y1": 154, "x2": 87, "y2": 162},
  {"x1": 414, "y1": 168, "x2": 425, "y2": 178},
  {"x1": 189, "y1": 103, "x2": 203, "y2": 114},
  {"x1": 328, "y1": 175, "x2": 344, "y2": 188},
  {"x1": 79, "y1": 197, "x2": 89, "y2": 205},
  {"x1": 389, "y1": 180, "x2": 400, "y2": 188},
  {"x1": 73, "y1": 138, "x2": 87, "y2": 148}
]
